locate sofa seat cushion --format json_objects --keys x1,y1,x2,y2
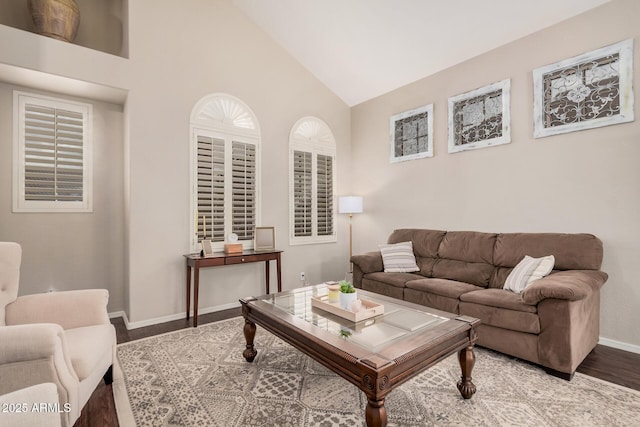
[
  {"x1": 459, "y1": 289, "x2": 540, "y2": 334},
  {"x1": 363, "y1": 272, "x2": 424, "y2": 288},
  {"x1": 64, "y1": 324, "x2": 115, "y2": 381},
  {"x1": 405, "y1": 278, "x2": 482, "y2": 299}
]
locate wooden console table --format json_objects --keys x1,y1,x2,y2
[{"x1": 184, "y1": 250, "x2": 282, "y2": 327}]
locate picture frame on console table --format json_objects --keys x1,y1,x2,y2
[{"x1": 254, "y1": 226, "x2": 275, "y2": 252}]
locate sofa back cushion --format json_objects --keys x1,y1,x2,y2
[
  {"x1": 493, "y1": 233, "x2": 603, "y2": 270},
  {"x1": 388, "y1": 229, "x2": 445, "y2": 276},
  {"x1": 490, "y1": 233, "x2": 604, "y2": 288},
  {"x1": 433, "y1": 231, "x2": 497, "y2": 287}
]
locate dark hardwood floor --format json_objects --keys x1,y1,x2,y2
[{"x1": 77, "y1": 309, "x2": 640, "y2": 426}]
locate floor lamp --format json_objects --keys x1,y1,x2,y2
[{"x1": 339, "y1": 196, "x2": 363, "y2": 275}]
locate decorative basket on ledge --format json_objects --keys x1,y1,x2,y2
[{"x1": 28, "y1": 0, "x2": 80, "y2": 43}]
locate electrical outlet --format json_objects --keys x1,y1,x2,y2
[{"x1": 300, "y1": 272, "x2": 305, "y2": 281}]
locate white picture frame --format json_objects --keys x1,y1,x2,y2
[
  {"x1": 533, "y1": 39, "x2": 634, "y2": 138},
  {"x1": 448, "y1": 79, "x2": 511, "y2": 153},
  {"x1": 200, "y1": 239, "x2": 214, "y2": 257},
  {"x1": 254, "y1": 226, "x2": 275, "y2": 252},
  {"x1": 389, "y1": 104, "x2": 434, "y2": 163}
]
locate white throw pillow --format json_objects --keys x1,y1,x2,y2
[
  {"x1": 379, "y1": 241, "x2": 420, "y2": 273},
  {"x1": 504, "y1": 255, "x2": 555, "y2": 294}
]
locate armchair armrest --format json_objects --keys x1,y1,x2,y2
[
  {"x1": 351, "y1": 251, "x2": 384, "y2": 274},
  {"x1": 0, "y1": 323, "x2": 78, "y2": 381},
  {"x1": 521, "y1": 270, "x2": 608, "y2": 305},
  {"x1": 5, "y1": 289, "x2": 110, "y2": 330}
]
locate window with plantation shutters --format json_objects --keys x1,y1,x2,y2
[
  {"x1": 13, "y1": 92, "x2": 92, "y2": 213},
  {"x1": 190, "y1": 94, "x2": 261, "y2": 251},
  {"x1": 289, "y1": 117, "x2": 337, "y2": 245}
]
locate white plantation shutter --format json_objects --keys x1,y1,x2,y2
[
  {"x1": 316, "y1": 154, "x2": 333, "y2": 236},
  {"x1": 293, "y1": 150, "x2": 312, "y2": 237},
  {"x1": 190, "y1": 94, "x2": 261, "y2": 251},
  {"x1": 196, "y1": 136, "x2": 225, "y2": 242},
  {"x1": 14, "y1": 92, "x2": 92, "y2": 212},
  {"x1": 231, "y1": 141, "x2": 256, "y2": 241},
  {"x1": 289, "y1": 117, "x2": 337, "y2": 245}
]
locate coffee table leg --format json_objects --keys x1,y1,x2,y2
[
  {"x1": 457, "y1": 344, "x2": 476, "y2": 399},
  {"x1": 365, "y1": 397, "x2": 387, "y2": 427},
  {"x1": 242, "y1": 318, "x2": 258, "y2": 362}
]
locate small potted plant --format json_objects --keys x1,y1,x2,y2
[{"x1": 339, "y1": 280, "x2": 357, "y2": 310}]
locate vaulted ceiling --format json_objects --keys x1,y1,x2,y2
[{"x1": 232, "y1": 0, "x2": 610, "y2": 106}]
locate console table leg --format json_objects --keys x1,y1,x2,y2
[
  {"x1": 193, "y1": 266, "x2": 200, "y2": 327},
  {"x1": 457, "y1": 345, "x2": 476, "y2": 399},
  {"x1": 186, "y1": 265, "x2": 191, "y2": 320},
  {"x1": 276, "y1": 252, "x2": 282, "y2": 292},
  {"x1": 242, "y1": 318, "x2": 258, "y2": 362},
  {"x1": 265, "y1": 260, "x2": 270, "y2": 294},
  {"x1": 365, "y1": 397, "x2": 387, "y2": 427}
]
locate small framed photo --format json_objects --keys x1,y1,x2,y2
[
  {"x1": 533, "y1": 39, "x2": 634, "y2": 138},
  {"x1": 448, "y1": 79, "x2": 511, "y2": 153},
  {"x1": 254, "y1": 226, "x2": 275, "y2": 252},
  {"x1": 201, "y1": 239, "x2": 214, "y2": 257},
  {"x1": 389, "y1": 104, "x2": 434, "y2": 163}
]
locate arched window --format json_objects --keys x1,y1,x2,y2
[
  {"x1": 190, "y1": 94, "x2": 260, "y2": 251},
  {"x1": 289, "y1": 117, "x2": 337, "y2": 245}
]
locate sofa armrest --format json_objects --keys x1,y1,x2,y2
[
  {"x1": 351, "y1": 251, "x2": 384, "y2": 274},
  {"x1": 5, "y1": 289, "x2": 110, "y2": 330},
  {"x1": 521, "y1": 270, "x2": 608, "y2": 305}
]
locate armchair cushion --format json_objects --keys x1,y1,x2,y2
[{"x1": 65, "y1": 325, "x2": 116, "y2": 381}]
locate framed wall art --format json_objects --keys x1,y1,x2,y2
[
  {"x1": 533, "y1": 39, "x2": 634, "y2": 138},
  {"x1": 389, "y1": 104, "x2": 433, "y2": 163},
  {"x1": 448, "y1": 79, "x2": 511, "y2": 153}
]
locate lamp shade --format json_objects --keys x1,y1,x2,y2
[{"x1": 339, "y1": 196, "x2": 363, "y2": 214}]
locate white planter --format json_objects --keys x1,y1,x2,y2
[{"x1": 339, "y1": 291, "x2": 357, "y2": 310}]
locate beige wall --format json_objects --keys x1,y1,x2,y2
[
  {"x1": 351, "y1": 0, "x2": 640, "y2": 348},
  {"x1": 2, "y1": 0, "x2": 638, "y2": 350},
  {"x1": 124, "y1": 0, "x2": 351, "y2": 323},
  {"x1": 0, "y1": 82, "x2": 125, "y2": 311},
  {"x1": 0, "y1": 0, "x2": 352, "y2": 325}
]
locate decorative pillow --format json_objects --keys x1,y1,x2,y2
[
  {"x1": 504, "y1": 255, "x2": 555, "y2": 294},
  {"x1": 379, "y1": 241, "x2": 420, "y2": 273}
]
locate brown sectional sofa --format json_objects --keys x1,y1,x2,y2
[{"x1": 351, "y1": 228, "x2": 608, "y2": 379}]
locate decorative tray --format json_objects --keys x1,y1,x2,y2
[{"x1": 311, "y1": 295, "x2": 384, "y2": 322}]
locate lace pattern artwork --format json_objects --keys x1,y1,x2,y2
[
  {"x1": 389, "y1": 104, "x2": 433, "y2": 163},
  {"x1": 448, "y1": 79, "x2": 511, "y2": 153},
  {"x1": 534, "y1": 39, "x2": 634, "y2": 138}
]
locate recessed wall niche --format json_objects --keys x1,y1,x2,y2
[{"x1": 0, "y1": 0, "x2": 129, "y2": 58}]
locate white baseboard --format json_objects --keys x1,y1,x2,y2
[
  {"x1": 599, "y1": 336, "x2": 640, "y2": 354},
  {"x1": 109, "y1": 302, "x2": 240, "y2": 330}
]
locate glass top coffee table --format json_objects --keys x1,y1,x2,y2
[{"x1": 240, "y1": 284, "x2": 480, "y2": 427}]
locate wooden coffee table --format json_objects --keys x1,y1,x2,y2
[{"x1": 240, "y1": 285, "x2": 480, "y2": 427}]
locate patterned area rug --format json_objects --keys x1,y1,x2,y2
[{"x1": 115, "y1": 317, "x2": 640, "y2": 426}]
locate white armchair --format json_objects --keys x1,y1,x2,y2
[{"x1": 0, "y1": 242, "x2": 116, "y2": 427}]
